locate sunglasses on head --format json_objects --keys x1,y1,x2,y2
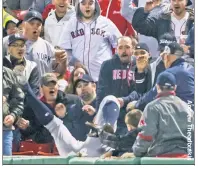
[{"x1": 134, "y1": 50, "x2": 147, "y2": 56}]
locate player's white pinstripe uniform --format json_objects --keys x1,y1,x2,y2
[{"x1": 45, "y1": 95, "x2": 120, "y2": 156}]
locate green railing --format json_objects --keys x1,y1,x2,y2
[{"x1": 3, "y1": 156, "x2": 195, "y2": 165}]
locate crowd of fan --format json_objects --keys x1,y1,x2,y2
[{"x1": 2, "y1": 0, "x2": 194, "y2": 158}]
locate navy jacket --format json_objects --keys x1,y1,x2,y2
[
  {"x1": 97, "y1": 55, "x2": 136, "y2": 107},
  {"x1": 63, "y1": 99, "x2": 97, "y2": 141},
  {"x1": 134, "y1": 58, "x2": 194, "y2": 111},
  {"x1": 97, "y1": 55, "x2": 136, "y2": 134},
  {"x1": 185, "y1": 25, "x2": 194, "y2": 58},
  {"x1": 132, "y1": 7, "x2": 194, "y2": 42}
]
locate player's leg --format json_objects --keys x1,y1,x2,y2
[
  {"x1": 82, "y1": 95, "x2": 120, "y2": 157},
  {"x1": 23, "y1": 83, "x2": 84, "y2": 155},
  {"x1": 94, "y1": 95, "x2": 120, "y2": 131}
]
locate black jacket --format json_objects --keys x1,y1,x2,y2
[
  {"x1": 3, "y1": 67, "x2": 25, "y2": 130},
  {"x1": 20, "y1": 91, "x2": 80, "y2": 143},
  {"x1": 99, "y1": 128, "x2": 141, "y2": 156},
  {"x1": 122, "y1": 57, "x2": 165, "y2": 106},
  {"x1": 132, "y1": 7, "x2": 194, "y2": 42},
  {"x1": 134, "y1": 66, "x2": 152, "y2": 94}
]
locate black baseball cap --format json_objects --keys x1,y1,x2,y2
[
  {"x1": 158, "y1": 33, "x2": 177, "y2": 52},
  {"x1": 156, "y1": 71, "x2": 176, "y2": 89},
  {"x1": 16, "y1": 20, "x2": 23, "y2": 27},
  {"x1": 24, "y1": 10, "x2": 43, "y2": 23},
  {"x1": 135, "y1": 43, "x2": 150, "y2": 53},
  {"x1": 8, "y1": 34, "x2": 26, "y2": 46}
]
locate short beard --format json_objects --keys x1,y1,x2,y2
[{"x1": 81, "y1": 93, "x2": 94, "y2": 102}]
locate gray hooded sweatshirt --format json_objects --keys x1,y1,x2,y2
[{"x1": 58, "y1": 0, "x2": 121, "y2": 81}]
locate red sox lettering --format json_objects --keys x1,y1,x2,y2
[
  {"x1": 71, "y1": 28, "x2": 106, "y2": 39},
  {"x1": 112, "y1": 69, "x2": 134, "y2": 81}
]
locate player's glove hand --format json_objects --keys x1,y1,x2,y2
[{"x1": 85, "y1": 122, "x2": 114, "y2": 138}]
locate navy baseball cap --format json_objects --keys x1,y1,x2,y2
[
  {"x1": 187, "y1": 0, "x2": 192, "y2": 6},
  {"x1": 136, "y1": 43, "x2": 150, "y2": 53},
  {"x1": 24, "y1": 10, "x2": 43, "y2": 23},
  {"x1": 156, "y1": 71, "x2": 176, "y2": 89},
  {"x1": 158, "y1": 33, "x2": 177, "y2": 52},
  {"x1": 162, "y1": 42, "x2": 184, "y2": 57},
  {"x1": 8, "y1": 34, "x2": 26, "y2": 46},
  {"x1": 75, "y1": 74, "x2": 95, "y2": 87}
]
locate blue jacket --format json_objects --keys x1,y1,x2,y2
[
  {"x1": 134, "y1": 58, "x2": 194, "y2": 111},
  {"x1": 132, "y1": 7, "x2": 194, "y2": 42},
  {"x1": 63, "y1": 99, "x2": 96, "y2": 141}
]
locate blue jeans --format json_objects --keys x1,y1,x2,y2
[
  {"x1": 12, "y1": 128, "x2": 21, "y2": 152},
  {"x1": 3, "y1": 130, "x2": 13, "y2": 156}
]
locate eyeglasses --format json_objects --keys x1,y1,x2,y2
[
  {"x1": 10, "y1": 43, "x2": 25, "y2": 48},
  {"x1": 76, "y1": 81, "x2": 89, "y2": 88}
]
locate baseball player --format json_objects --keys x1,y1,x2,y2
[
  {"x1": 21, "y1": 80, "x2": 120, "y2": 157},
  {"x1": 58, "y1": 0, "x2": 122, "y2": 81}
]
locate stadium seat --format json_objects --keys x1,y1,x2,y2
[
  {"x1": 52, "y1": 144, "x2": 59, "y2": 155},
  {"x1": 18, "y1": 140, "x2": 53, "y2": 154},
  {"x1": 12, "y1": 151, "x2": 35, "y2": 155}
]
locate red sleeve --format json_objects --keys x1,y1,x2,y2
[
  {"x1": 42, "y1": 4, "x2": 55, "y2": 20},
  {"x1": 112, "y1": 48, "x2": 116, "y2": 55},
  {"x1": 125, "y1": 21, "x2": 136, "y2": 37}
]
